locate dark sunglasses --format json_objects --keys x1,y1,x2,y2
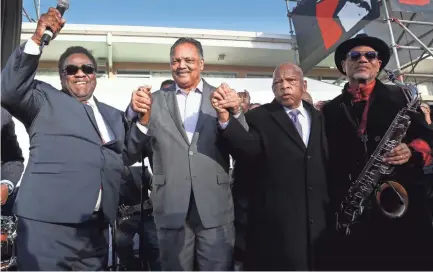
[
  {"x1": 62, "y1": 64, "x2": 96, "y2": 76},
  {"x1": 347, "y1": 51, "x2": 379, "y2": 61}
]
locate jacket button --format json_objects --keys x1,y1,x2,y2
[
  {"x1": 309, "y1": 218, "x2": 314, "y2": 224},
  {"x1": 308, "y1": 186, "x2": 313, "y2": 191},
  {"x1": 189, "y1": 151, "x2": 194, "y2": 156},
  {"x1": 307, "y1": 155, "x2": 312, "y2": 159}
]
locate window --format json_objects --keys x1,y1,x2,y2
[
  {"x1": 202, "y1": 72, "x2": 237, "y2": 78},
  {"x1": 246, "y1": 73, "x2": 273, "y2": 78},
  {"x1": 151, "y1": 71, "x2": 172, "y2": 78},
  {"x1": 116, "y1": 70, "x2": 151, "y2": 78}
]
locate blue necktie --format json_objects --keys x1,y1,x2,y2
[{"x1": 289, "y1": 109, "x2": 303, "y2": 138}]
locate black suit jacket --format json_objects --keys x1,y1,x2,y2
[
  {"x1": 1, "y1": 43, "x2": 147, "y2": 224},
  {"x1": 221, "y1": 100, "x2": 331, "y2": 271},
  {"x1": 1, "y1": 107, "x2": 24, "y2": 185},
  {"x1": 322, "y1": 80, "x2": 433, "y2": 270}
]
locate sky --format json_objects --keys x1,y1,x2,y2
[{"x1": 22, "y1": 0, "x2": 295, "y2": 34}]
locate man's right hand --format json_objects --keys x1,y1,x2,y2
[
  {"x1": 0, "y1": 184, "x2": 9, "y2": 205},
  {"x1": 131, "y1": 86, "x2": 152, "y2": 125},
  {"x1": 211, "y1": 83, "x2": 232, "y2": 123},
  {"x1": 31, "y1": 7, "x2": 66, "y2": 46}
]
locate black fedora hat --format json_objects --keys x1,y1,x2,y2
[{"x1": 334, "y1": 33, "x2": 391, "y2": 75}]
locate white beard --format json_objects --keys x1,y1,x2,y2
[{"x1": 353, "y1": 72, "x2": 372, "y2": 81}]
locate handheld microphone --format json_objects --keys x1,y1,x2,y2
[{"x1": 40, "y1": 0, "x2": 70, "y2": 47}]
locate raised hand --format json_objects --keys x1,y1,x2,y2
[
  {"x1": 32, "y1": 7, "x2": 66, "y2": 46},
  {"x1": 131, "y1": 85, "x2": 152, "y2": 125}
]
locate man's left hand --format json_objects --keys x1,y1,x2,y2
[
  {"x1": 217, "y1": 85, "x2": 241, "y2": 115},
  {"x1": 384, "y1": 143, "x2": 412, "y2": 165}
]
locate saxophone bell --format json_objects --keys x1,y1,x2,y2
[{"x1": 375, "y1": 180, "x2": 409, "y2": 218}]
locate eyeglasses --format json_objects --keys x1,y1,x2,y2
[
  {"x1": 62, "y1": 64, "x2": 96, "y2": 76},
  {"x1": 347, "y1": 51, "x2": 379, "y2": 61}
]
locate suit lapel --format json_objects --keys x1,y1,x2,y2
[
  {"x1": 164, "y1": 86, "x2": 190, "y2": 145},
  {"x1": 94, "y1": 98, "x2": 118, "y2": 140},
  {"x1": 305, "y1": 102, "x2": 319, "y2": 151},
  {"x1": 191, "y1": 80, "x2": 212, "y2": 145},
  {"x1": 82, "y1": 102, "x2": 102, "y2": 139},
  {"x1": 269, "y1": 100, "x2": 306, "y2": 151}
]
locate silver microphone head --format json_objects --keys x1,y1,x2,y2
[{"x1": 57, "y1": 0, "x2": 70, "y2": 10}]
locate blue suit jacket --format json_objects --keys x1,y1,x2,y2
[{"x1": 1, "y1": 43, "x2": 146, "y2": 223}]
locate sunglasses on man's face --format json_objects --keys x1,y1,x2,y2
[
  {"x1": 62, "y1": 64, "x2": 96, "y2": 76},
  {"x1": 347, "y1": 51, "x2": 379, "y2": 61}
]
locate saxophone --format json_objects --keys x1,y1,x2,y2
[{"x1": 336, "y1": 69, "x2": 421, "y2": 235}]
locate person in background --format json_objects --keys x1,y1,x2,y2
[
  {"x1": 216, "y1": 62, "x2": 331, "y2": 270},
  {"x1": 420, "y1": 102, "x2": 432, "y2": 127},
  {"x1": 314, "y1": 100, "x2": 329, "y2": 112},
  {"x1": 322, "y1": 33, "x2": 433, "y2": 270},
  {"x1": 115, "y1": 165, "x2": 160, "y2": 271},
  {"x1": 301, "y1": 89, "x2": 313, "y2": 105},
  {"x1": 1, "y1": 107, "x2": 24, "y2": 212},
  {"x1": 238, "y1": 90, "x2": 251, "y2": 113},
  {"x1": 249, "y1": 103, "x2": 261, "y2": 110},
  {"x1": 160, "y1": 79, "x2": 175, "y2": 89}
]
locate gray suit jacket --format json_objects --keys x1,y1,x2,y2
[{"x1": 143, "y1": 81, "x2": 247, "y2": 229}]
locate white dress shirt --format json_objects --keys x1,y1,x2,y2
[
  {"x1": 23, "y1": 39, "x2": 124, "y2": 211},
  {"x1": 284, "y1": 101, "x2": 311, "y2": 146},
  {"x1": 84, "y1": 97, "x2": 115, "y2": 211},
  {"x1": 175, "y1": 80, "x2": 204, "y2": 143}
]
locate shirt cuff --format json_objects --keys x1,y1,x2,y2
[
  {"x1": 135, "y1": 121, "x2": 149, "y2": 134},
  {"x1": 0, "y1": 180, "x2": 15, "y2": 195},
  {"x1": 24, "y1": 39, "x2": 42, "y2": 55},
  {"x1": 126, "y1": 105, "x2": 138, "y2": 121},
  {"x1": 218, "y1": 112, "x2": 241, "y2": 130}
]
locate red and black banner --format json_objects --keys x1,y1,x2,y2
[
  {"x1": 291, "y1": 0, "x2": 380, "y2": 72},
  {"x1": 389, "y1": 0, "x2": 433, "y2": 13}
]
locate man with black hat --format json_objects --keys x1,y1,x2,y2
[{"x1": 322, "y1": 34, "x2": 433, "y2": 270}]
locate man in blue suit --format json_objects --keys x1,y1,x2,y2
[{"x1": 1, "y1": 8, "x2": 150, "y2": 270}]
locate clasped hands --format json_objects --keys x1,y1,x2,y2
[
  {"x1": 210, "y1": 83, "x2": 241, "y2": 123},
  {"x1": 130, "y1": 85, "x2": 152, "y2": 125}
]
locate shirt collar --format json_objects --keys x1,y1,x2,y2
[
  {"x1": 175, "y1": 79, "x2": 204, "y2": 95},
  {"x1": 284, "y1": 101, "x2": 307, "y2": 118},
  {"x1": 84, "y1": 96, "x2": 97, "y2": 107}
]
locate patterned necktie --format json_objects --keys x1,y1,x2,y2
[{"x1": 289, "y1": 109, "x2": 303, "y2": 138}]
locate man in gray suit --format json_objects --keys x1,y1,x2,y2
[{"x1": 129, "y1": 37, "x2": 247, "y2": 270}]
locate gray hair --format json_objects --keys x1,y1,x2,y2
[{"x1": 170, "y1": 37, "x2": 204, "y2": 60}]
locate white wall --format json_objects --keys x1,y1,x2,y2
[{"x1": 12, "y1": 75, "x2": 342, "y2": 174}]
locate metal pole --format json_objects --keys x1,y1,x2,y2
[
  {"x1": 397, "y1": 45, "x2": 433, "y2": 51},
  {"x1": 393, "y1": 20, "x2": 433, "y2": 58},
  {"x1": 33, "y1": 0, "x2": 40, "y2": 19},
  {"x1": 403, "y1": 74, "x2": 433, "y2": 78},
  {"x1": 397, "y1": 20, "x2": 433, "y2": 26},
  {"x1": 383, "y1": 0, "x2": 403, "y2": 80},
  {"x1": 285, "y1": 0, "x2": 298, "y2": 65},
  {"x1": 37, "y1": 0, "x2": 40, "y2": 19}
]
